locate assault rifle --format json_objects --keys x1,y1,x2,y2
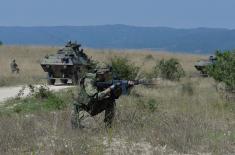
[{"x1": 95, "y1": 79, "x2": 154, "y2": 97}]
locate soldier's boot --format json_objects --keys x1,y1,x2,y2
[{"x1": 104, "y1": 102, "x2": 116, "y2": 128}]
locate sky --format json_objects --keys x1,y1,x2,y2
[{"x1": 1, "y1": 0, "x2": 235, "y2": 29}]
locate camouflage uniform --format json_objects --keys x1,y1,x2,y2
[
  {"x1": 71, "y1": 63, "x2": 115, "y2": 128},
  {"x1": 10, "y1": 59, "x2": 19, "y2": 73}
]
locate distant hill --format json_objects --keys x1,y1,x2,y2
[{"x1": 1, "y1": 25, "x2": 235, "y2": 54}]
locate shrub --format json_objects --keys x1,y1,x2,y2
[
  {"x1": 34, "y1": 85, "x2": 52, "y2": 99},
  {"x1": 144, "y1": 54, "x2": 154, "y2": 60},
  {"x1": 9, "y1": 85, "x2": 67, "y2": 113},
  {"x1": 111, "y1": 57, "x2": 140, "y2": 80},
  {"x1": 0, "y1": 41, "x2": 2, "y2": 46},
  {"x1": 147, "y1": 98, "x2": 158, "y2": 112},
  {"x1": 134, "y1": 95, "x2": 158, "y2": 112},
  {"x1": 12, "y1": 95, "x2": 66, "y2": 113},
  {"x1": 153, "y1": 58, "x2": 185, "y2": 81},
  {"x1": 41, "y1": 94, "x2": 66, "y2": 110},
  {"x1": 207, "y1": 50, "x2": 235, "y2": 90}
]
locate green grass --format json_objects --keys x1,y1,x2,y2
[
  {"x1": 0, "y1": 88, "x2": 73, "y2": 115},
  {"x1": 13, "y1": 95, "x2": 65, "y2": 113}
]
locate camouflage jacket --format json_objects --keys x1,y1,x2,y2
[
  {"x1": 10, "y1": 62, "x2": 18, "y2": 70},
  {"x1": 77, "y1": 73, "x2": 110, "y2": 106}
]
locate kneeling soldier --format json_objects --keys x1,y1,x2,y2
[{"x1": 71, "y1": 62, "x2": 119, "y2": 128}]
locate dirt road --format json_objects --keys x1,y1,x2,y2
[{"x1": 0, "y1": 85, "x2": 73, "y2": 103}]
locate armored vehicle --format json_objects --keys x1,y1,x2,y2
[
  {"x1": 194, "y1": 56, "x2": 217, "y2": 76},
  {"x1": 41, "y1": 41, "x2": 93, "y2": 85}
]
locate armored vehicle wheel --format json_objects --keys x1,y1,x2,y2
[
  {"x1": 47, "y1": 72, "x2": 55, "y2": 85},
  {"x1": 72, "y1": 73, "x2": 79, "y2": 85},
  {"x1": 60, "y1": 79, "x2": 68, "y2": 84},
  {"x1": 48, "y1": 79, "x2": 56, "y2": 85}
]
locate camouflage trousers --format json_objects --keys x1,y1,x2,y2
[
  {"x1": 71, "y1": 98, "x2": 116, "y2": 129},
  {"x1": 11, "y1": 68, "x2": 20, "y2": 74}
]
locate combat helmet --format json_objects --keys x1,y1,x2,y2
[{"x1": 94, "y1": 62, "x2": 111, "y2": 74}]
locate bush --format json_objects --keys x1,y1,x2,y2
[
  {"x1": 0, "y1": 41, "x2": 2, "y2": 46},
  {"x1": 34, "y1": 85, "x2": 53, "y2": 99},
  {"x1": 153, "y1": 58, "x2": 185, "y2": 81},
  {"x1": 147, "y1": 98, "x2": 158, "y2": 112},
  {"x1": 207, "y1": 50, "x2": 235, "y2": 90},
  {"x1": 144, "y1": 54, "x2": 154, "y2": 60},
  {"x1": 111, "y1": 57, "x2": 140, "y2": 80},
  {"x1": 10, "y1": 85, "x2": 67, "y2": 113}
]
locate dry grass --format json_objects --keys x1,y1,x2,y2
[
  {"x1": 85, "y1": 48, "x2": 205, "y2": 74},
  {"x1": 0, "y1": 78, "x2": 234, "y2": 154},
  {"x1": 0, "y1": 45, "x2": 205, "y2": 86},
  {"x1": 0, "y1": 45, "x2": 234, "y2": 154},
  {"x1": 0, "y1": 46, "x2": 57, "y2": 86}
]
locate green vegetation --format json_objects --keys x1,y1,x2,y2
[
  {"x1": 207, "y1": 50, "x2": 235, "y2": 90},
  {"x1": 144, "y1": 54, "x2": 154, "y2": 60},
  {"x1": 111, "y1": 56, "x2": 140, "y2": 80},
  {"x1": 0, "y1": 85, "x2": 73, "y2": 114},
  {"x1": 153, "y1": 58, "x2": 185, "y2": 81},
  {"x1": 0, "y1": 41, "x2": 2, "y2": 46}
]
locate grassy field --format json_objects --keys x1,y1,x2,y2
[
  {"x1": 0, "y1": 46, "x2": 56, "y2": 86},
  {"x1": 0, "y1": 45, "x2": 234, "y2": 154},
  {"x1": 0, "y1": 45, "x2": 205, "y2": 86}
]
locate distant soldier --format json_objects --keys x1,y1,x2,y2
[{"x1": 10, "y1": 59, "x2": 20, "y2": 73}]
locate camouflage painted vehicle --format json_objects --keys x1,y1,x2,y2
[
  {"x1": 194, "y1": 56, "x2": 217, "y2": 76},
  {"x1": 41, "y1": 41, "x2": 93, "y2": 85}
]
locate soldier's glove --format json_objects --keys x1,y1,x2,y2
[
  {"x1": 110, "y1": 83, "x2": 121, "y2": 91},
  {"x1": 110, "y1": 84, "x2": 116, "y2": 91}
]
